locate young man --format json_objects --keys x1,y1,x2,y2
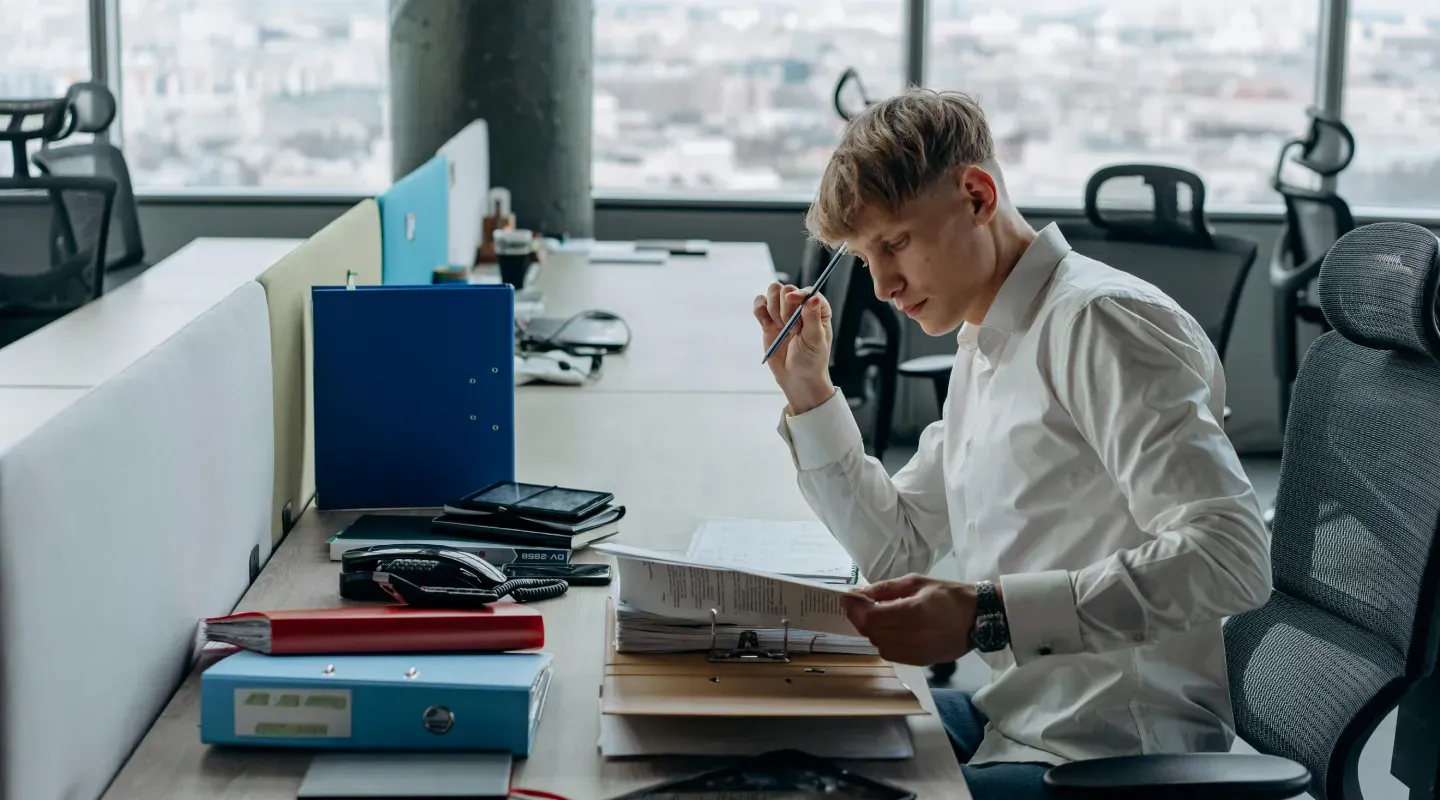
[{"x1": 753, "y1": 88, "x2": 1272, "y2": 798}]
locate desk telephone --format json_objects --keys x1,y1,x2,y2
[{"x1": 341, "y1": 545, "x2": 572, "y2": 608}]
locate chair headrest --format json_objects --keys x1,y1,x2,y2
[
  {"x1": 62, "y1": 83, "x2": 117, "y2": 135},
  {"x1": 1319, "y1": 222, "x2": 1440, "y2": 359},
  {"x1": 1083, "y1": 164, "x2": 1213, "y2": 249},
  {"x1": 0, "y1": 97, "x2": 69, "y2": 142}
]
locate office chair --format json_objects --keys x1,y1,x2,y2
[
  {"x1": 819, "y1": 249, "x2": 901, "y2": 461},
  {"x1": 1044, "y1": 222, "x2": 1440, "y2": 799},
  {"x1": 32, "y1": 83, "x2": 145, "y2": 273},
  {"x1": 897, "y1": 165, "x2": 1258, "y2": 419},
  {"x1": 1271, "y1": 108, "x2": 1355, "y2": 428},
  {"x1": 0, "y1": 175, "x2": 117, "y2": 347},
  {"x1": 0, "y1": 94, "x2": 71, "y2": 179}
]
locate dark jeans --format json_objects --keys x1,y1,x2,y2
[{"x1": 932, "y1": 688, "x2": 1051, "y2": 800}]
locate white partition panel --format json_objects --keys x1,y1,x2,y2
[{"x1": 0, "y1": 282, "x2": 274, "y2": 800}]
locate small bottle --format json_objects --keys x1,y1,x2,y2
[{"x1": 477, "y1": 187, "x2": 516, "y2": 265}]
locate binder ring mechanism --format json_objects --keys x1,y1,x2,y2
[{"x1": 707, "y1": 607, "x2": 790, "y2": 663}]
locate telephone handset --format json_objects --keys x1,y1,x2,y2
[{"x1": 340, "y1": 545, "x2": 568, "y2": 608}]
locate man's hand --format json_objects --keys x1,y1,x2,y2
[
  {"x1": 840, "y1": 574, "x2": 980, "y2": 666},
  {"x1": 753, "y1": 281, "x2": 835, "y2": 415}
]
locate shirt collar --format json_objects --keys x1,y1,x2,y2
[{"x1": 957, "y1": 223, "x2": 1071, "y2": 361}]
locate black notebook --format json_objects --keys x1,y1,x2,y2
[{"x1": 432, "y1": 505, "x2": 624, "y2": 550}]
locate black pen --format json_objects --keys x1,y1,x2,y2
[{"x1": 762, "y1": 243, "x2": 850, "y2": 363}]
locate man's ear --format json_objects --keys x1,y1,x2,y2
[{"x1": 959, "y1": 165, "x2": 1000, "y2": 225}]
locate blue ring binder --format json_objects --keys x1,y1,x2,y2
[{"x1": 312, "y1": 284, "x2": 516, "y2": 510}]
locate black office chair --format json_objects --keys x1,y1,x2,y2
[
  {"x1": 32, "y1": 83, "x2": 144, "y2": 273},
  {"x1": 0, "y1": 94, "x2": 71, "y2": 179},
  {"x1": 0, "y1": 176, "x2": 117, "y2": 347},
  {"x1": 1271, "y1": 109, "x2": 1356, "y2": 429},
  {"x1": 817, "y1": 248, "x2": 901, "y2": 461},
  {"x1": 897, "y1": 165, "x2": 1258, "y2": 419},
  {"x1": 1044, "y1": 222, "x2": 1440, "y2": 799}
]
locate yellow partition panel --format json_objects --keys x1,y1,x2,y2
[{"x1": 257, "y1": 199, "x2": 383, "y2": 542}]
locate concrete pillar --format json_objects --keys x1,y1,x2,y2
[{"x1": 389, "y1": 0, "x2": 594, "y2": 237}]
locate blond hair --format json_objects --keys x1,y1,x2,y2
[{"x1": 806, "y1": 87, "x2": 997, "y2": 243}]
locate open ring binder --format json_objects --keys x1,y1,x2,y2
[{"x1": 706, "y1": 608, "x2": 791, "y2": 663}]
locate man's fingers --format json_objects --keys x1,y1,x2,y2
[
  {"x1": 855, "y1": 573, "x2": 928, "y2": 603},
  {"x1": 779, "y1": 285, "x2": 803, "y2": 323},
  {"x1": 799, "y1": 294, "x2": 828, "y2": 348},
  {"x1": 765, "y1": 283, "x2": 784, "y2": 328},
  {"x1": 855, "y1": 595, "x2": 926, "y2": 630},
  {"x1": 753, "y1": 294, "x2": 777, "y2": 332}
]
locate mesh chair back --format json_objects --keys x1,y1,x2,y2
[
  {"x1": 0, "y1": 176, "x2": 116, "y2": 317},
  {"x1": 1223, "y1": 223, "x2": 1440, "y2": 800},
  {"x1": 34, "y1": 143, "x2": 143, "y2": 270}
]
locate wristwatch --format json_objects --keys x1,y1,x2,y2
[{"x1": 971, "y1": 580, "x2": 1010, "y2": 653}]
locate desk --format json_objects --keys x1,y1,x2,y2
[
  {"x1": 518, "y1": 243, "x2": 782, "y2": 395},
  {"x1": 102, "y1": 242, "x2": 967, "y2": 799}
]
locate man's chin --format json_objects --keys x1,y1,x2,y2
[{"x1": 916, "y1": 313, "x2": 962, "y2": 337}]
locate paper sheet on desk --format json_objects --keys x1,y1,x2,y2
[{"x1": 594, "y1": 543, "x2": 861, "y2": 637}]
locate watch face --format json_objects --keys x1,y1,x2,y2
[{"x1": 973, "y1": 614, "x2": 1008, "y2": 652}]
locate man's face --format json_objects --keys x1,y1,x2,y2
[{"x1": 846, "y1": 166, "x2": 1003, "y2": 336}]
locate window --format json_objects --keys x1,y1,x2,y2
[
  {"x1": 927, "y1": 0, "x2": 1320, "y2": 208},
  {"x1": 0, "y1": 0, "x2": 92, "y2": 175},
  {"x1": 593, "y1": 1, "x2": 906, "y2": 195},
  {"x1": 1338, "y1": 0, "x2": 1440, "y2": 210},
  {"x1": 118, "y1": 0, "x2": 390, "y2": 191}
]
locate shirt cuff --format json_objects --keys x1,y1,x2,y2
[
  {"x1": 1001, "y1": 570, "x2": 1085, "y2": 667},
  {"x1": 776, "y1": 388, "x2": 862, "y2": 471}
]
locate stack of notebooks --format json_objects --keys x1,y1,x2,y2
[
  {"x1": 433, "y1": 496, "x2": 623, "y2": 549},
  {"x1": 327, "y1": 504, "x2": 623, "y2": 563}
]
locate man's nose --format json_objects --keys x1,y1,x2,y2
[{"x1": 870, "y1": 264, "x2": 903, "y2": 301}]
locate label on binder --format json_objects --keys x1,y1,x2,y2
[{"x1": 233, "y1": 688, "x2": 353, "y2": 738}]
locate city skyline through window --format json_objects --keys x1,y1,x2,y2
[{"x1": 0, "y1": 0, "x2": 1436, "y2": 212}]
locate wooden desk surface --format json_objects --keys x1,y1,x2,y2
[{"x1": 102, "y1": 244, "x2": 967, "y2": 800}]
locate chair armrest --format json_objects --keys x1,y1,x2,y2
[
  {"x1": 897, "y1": 354, "x2": 953, "y2": 376},
  {"x1": 1042, "y1": 753, "x2": 1310, "y2": 799}
]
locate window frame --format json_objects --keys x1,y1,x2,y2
[{"x1": 87, "y1": 0, "x2": 1436, "y2": 218}]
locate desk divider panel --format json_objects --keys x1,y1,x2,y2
[
  {"x1": 255, "y1": 199, "x2": 383, "y2": 543},
  {"x1": 0, "y1": 282, "x2": 274, "y2": 800}
]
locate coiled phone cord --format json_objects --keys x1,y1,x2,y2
[{"x1": 491, "y1": 577, "x2": 569, "y2": 604}]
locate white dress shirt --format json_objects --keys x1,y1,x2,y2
[{"x1": 778, "y1": 223, "x2": 1272, "y2": 767}]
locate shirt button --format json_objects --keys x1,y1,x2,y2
[
  {"x1": 1133, "y1": 634, "x2": 1145, "y2": 643},
  {"x1": 964, "y1": 438, "x2": 974, "y2": 452},
  {"x1": 967, "y1": 521, "x2": 977, "y2": 534},
  {"x1": 1038, "y1": 646, "x2": 1052, "y2": 656}
]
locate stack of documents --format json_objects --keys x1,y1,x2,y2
[
  {"x1": 593, "y1": 542, "x2": 862, "y2": 637},
  {"x1": 685, "y1": 517, "x2": 860, "y2": 584},
  {"x1": 613, "y1": 604, "x2": 876, "y2": 655},
  {"x1": 592, "y1": 576, "x2": 925, "y2": 761}
]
